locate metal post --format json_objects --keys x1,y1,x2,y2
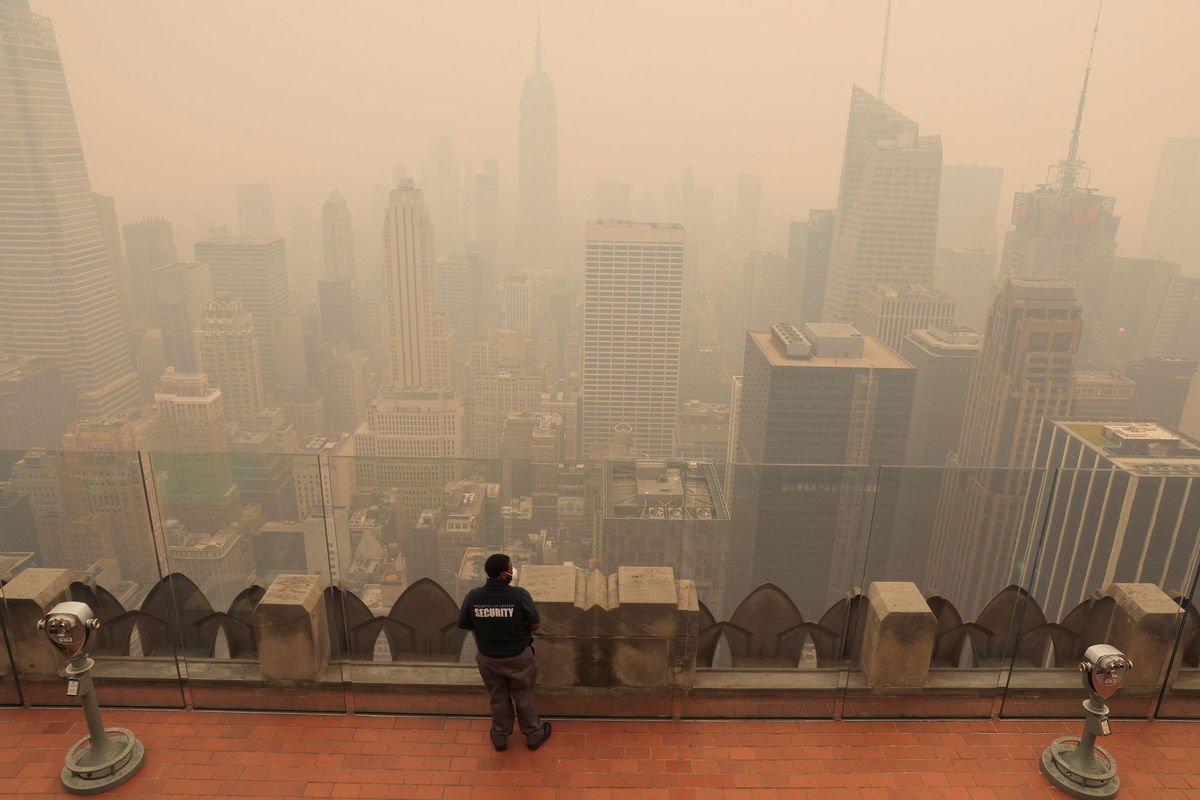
[
  {"x1": 38, "y1": 601, "x2": 146, "y2": 794},
  {"x1": 66, "y1": 655, "x2": 115, "y2": 767},
  {"x1": 1039, "y1": 643, "x2": 1129, "y2": 799}
]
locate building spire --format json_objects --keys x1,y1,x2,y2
[
  {"x1": 877, "y1": 0, "x2": 892, "y2": 101},
  {"x1": 535, "y1": 1, "x2": 543, "y2": 72},
  {"x1": 1060, "y1": 1, "x2": 1103, "y2": 194}
]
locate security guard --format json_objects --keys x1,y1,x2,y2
[{"x1": 457, "y1": 553, "x2": 551, "y2": 751}]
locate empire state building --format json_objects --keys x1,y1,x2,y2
[{"x1": 518, "y1": 20, "x2": 560, "y2": 272}]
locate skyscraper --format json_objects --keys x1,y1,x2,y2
[
  {"x1": 901, "y1": 325, "x2": 981, "y2": 467},
  {"x1": 731, "y1": 174, "x2": 762, "y2": 257},
  {"x1": 92, "y1": 193, "x2": 136, "y2": 339},
  {"x1": 741, "y1": 251, "x2": 789, "y2": 331},
  {"x1": 423, "y1": 136, "x2": 464, "y2": 257},
  {"x1": 0, "y1": 357, "x2": 78, "y2": 452},
  {"x1": 787, "y1": 209, "x2": 836, "y2": 323},
  {"x1": 821, "y1": 87, "x2": 942, "y2": 325},
  {"x1": 518, "y1": 19, "x2": 559, "y2": 271},
  {"x1": 503, "y1": 274, "x2": 533, "y2": 337},
  {"x1": 1069, "y1": 371, "x2": 1135, "y2": 418},
  {"x1": 0, "y1": 0, "x2": 141, "y2": 418},
  {"x1": 152, "y1": 262, "x2": 212, "y2": 372},
  {"x1": 123, "y1": 217, "x2": 179, "y2": 320},
  {"x1": 236, "y1": 183, "x2": 275, "y2": 236},
  {"x1": 1021, "y1": 419, "x2": 1200, "y2": 620},
  {"x1": 435, "y1": 256, "x2": 478, "y2": 356},
  {"x1": 937, "y1": 165, "x2": 1004, "y2": 252},
  {"x1": 194, "y1": 295, "x2": 267, "y2": 425},
  {"x1": 194, "y1": 235, "x2": 291, "y2": 391},
  {"x1": 999, "y1": 15, "x2": 1119, "y2": 360},
  {"x1": 857, "y1": 284, "x2": 955, "y2": 353},
  {"x1": 469, "y1": 159, "x2": 500, "y2": 269},
  {"x1": 382, "y1": 179, "x2": 440, "y2": 388},
  {"x1": 928, "y1": 278, "x2": 1082, "y2": 614},
  {"x1": 1129, "y1": 357, "x2": 1200, "y2": 429},
  {"x1": 321, "y1": 190, "x2": 355, "y2": 281},
  {"x1": 324, "y1": 344, "x2": 371, "y2": 435},
  {"x1": 1143, "y1": 138, "x2": 1200, "y2": 276},
  {"x1": 582, "y1": 222, "x2": 685, "y2": 459},
  {"x1": 731, "y1": 323, "x2": 915, "y2": 609}
]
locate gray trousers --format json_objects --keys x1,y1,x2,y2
[{"x1": 475, "y1": 646, "x2": 541, "y2": 736}]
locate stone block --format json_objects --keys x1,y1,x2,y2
[
  {"x1": 0, "y1": 568, "x2": 75, "y2": 678},
  {"x1": 254, "y1": 574, "x2": 329, "y2": 682},
  {"x1": 1103, "y1": 583, "x2": 1183, "y2": 689},
  {"x1": 861, "y1": 582, "x2": 935, "y2": 689},
  {"x1": 521, "y1": 566, "x2": 698, "y2": 688}
]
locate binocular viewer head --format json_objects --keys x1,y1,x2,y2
[
  {"x1": 36, "y1": 601, "x2": 100, "y2": 658},
  {"x1": 1079, "y1": 644, "x2": 1132, "y2": 701}
]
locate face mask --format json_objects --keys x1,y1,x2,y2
[{"x1": 506, "y1": 567, "x2": 517, "y2": 583}]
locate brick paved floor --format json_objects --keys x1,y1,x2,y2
[{"x1": 1, "y1": 708, "x2": 1198, "y2": 799}]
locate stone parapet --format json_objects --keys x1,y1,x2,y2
[
  {"x1": 0, "y1": 568, "x2": 76, "y2": 678},
  {"x1": 520, "y1": 565, "x2": 699, "y2": 688},
  {"x1": 1103, "y1": 582, "x2": 1184, "y2": 690},
  {"x1": 254, "y1": 573, "x2": 330, "y2": 682}
]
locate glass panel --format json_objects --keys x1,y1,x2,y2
[
  {"x1": 0, "y1": 579, "x2": 22, "y2": 705},
  {"x1": 1000, "y1": 466, "x2": 1178, "y2": 718},
  {"x1": 0, "y1": 447, "x2": 184, "y2": 708},
  {"x1": 842, "y1": 464, "x2": 1054, "y2": 718},
  {"x1": 334, "y1": 455, "x2": 502, "y2": 715},
  {"x1": 149, "y1": 448, "x2": 346, "y2": 712},
  {"x1": 684, "y1": 462, "x2": 876, "y2": 719},
  {"x1": 1157, "y1": 558, "x2": 1200, "y2": 719}
]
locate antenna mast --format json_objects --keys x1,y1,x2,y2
[
  {"x1": 1060, "y1": 2, "x2": 1103, "y2": 193},
  {"x1": 877, "y1": 0, "x2": 892, "y2": 100},
  {"x1": 535, "y1": 1, "x2": 543, "y2": 72}
]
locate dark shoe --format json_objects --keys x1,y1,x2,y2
[
  {"x1": 526, "y1": 722, "x2": 552, "y2": 751},
  {"x1": 489, "y1": 728, "x2": 509, "y2": 751}
]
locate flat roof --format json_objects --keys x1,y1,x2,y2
[
  {"x1": 1056, "y1": 419, "x2": 1200, "y2": 476},
  {"x1": 603, "y1": 459, "x2": 729, "y2": 521},
  {"x1": 749, "y1": 330, "x2": 911, "y2": 370}
]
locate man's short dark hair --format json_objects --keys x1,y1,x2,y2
[{"x1": 484, "y1": 553, "x2": 511, "y2": 579}]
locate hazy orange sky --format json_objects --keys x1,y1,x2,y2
[{"x1": 38, "y1": 0, "x2": 1200, "y2": 258}]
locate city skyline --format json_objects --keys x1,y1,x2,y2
[
  {"x1": 3, "y1": 0, "x2": 1200, "y2": 643},
  {"x1": 31, "y1": 1, "x2": 1200, "y2": 258}
]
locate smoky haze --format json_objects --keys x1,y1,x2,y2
[
  {"x1": 42, "y1": 0, "x2": 1200, "y2": 251},
  {"x1": 5, "y1": 0, "x2": 1200, "y2": 649}
]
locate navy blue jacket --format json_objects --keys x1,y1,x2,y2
[{"x1": 457, "y1": 578, "x2": 540, "y2": 658}]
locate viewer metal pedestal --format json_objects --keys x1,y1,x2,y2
[
  {"x1": 59, "y1": 653, "x2": 145, "y2": 795},
  {"x1": 1039, "y1": 697, "x2": 1119, "y2": 799}
]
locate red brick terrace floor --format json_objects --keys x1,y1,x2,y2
[{"x1": 2, "y1": 708, "x2": 1199, "y2": 800}]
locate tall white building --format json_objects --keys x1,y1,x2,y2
[
  {"x1": 518, "y1": 22, "x2": 559, "y2": 271},
  {"x1": 822, "y1": 87, "x2": 942, "y2": 325},
  {"x1": 382, "y1": 179, "x2": 438, "y2": 388},
  {"x1": 0, "y1": 0, "x2": 141, "y2": 418},
  {"x1": 582, "y1": 221, "x2": 685, "y2": 458},
  {"x1": 321, "y1": 190, "x2": 355, "y2": 281}
]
